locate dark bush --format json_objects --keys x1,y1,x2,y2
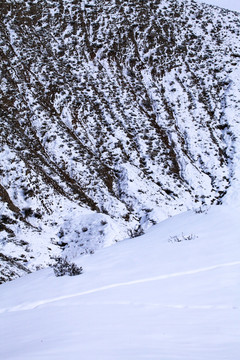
[
  {"x1": 23, "y1": 207, "x2": 34, "y2": 218},
  {"x1": 128, "y1": 224, "x2": 144, "y2": 238},
  {"x1": 51, "y1": 257, "x2": 83, "y2": 277}
]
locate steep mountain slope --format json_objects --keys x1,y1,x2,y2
[
  {"x1": 0, "y1": 205, "x2": 240, "y2": 359},
  {"x1": 1, "y1": 0, "x2": 240, "y2": 282}
]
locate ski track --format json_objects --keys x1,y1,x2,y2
[
  {"x1": 0, "y1": 261, "x2": 239, "y2": 314},
  {"x1": 50, "y1": 301, "x2": 240, "y2": 310}
]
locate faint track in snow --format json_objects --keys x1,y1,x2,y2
[
  {"x1": 0, "y1": 261, "x2": 239, "y2": 314},
  {"x1": 52, "y1": 301, "x2": 239, "y2": 310}
]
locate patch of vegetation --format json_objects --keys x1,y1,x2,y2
[
  {"x1": 51, "y1": 256, "x2": 83, "y2": 277},
  {"x1": 168, "y1": 233, "x2": 198, "y2": 243}
]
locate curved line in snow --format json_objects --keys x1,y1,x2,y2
[{"x1": 0, "y1": 261, "x2": 240, "y2": 313}]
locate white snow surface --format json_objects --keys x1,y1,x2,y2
[
  {"x1": 0, "y1": 203, "x2": 240, "y2": 360},
  {"x1": 196, "y1": 0, "x2": 240, "y2": 12}
]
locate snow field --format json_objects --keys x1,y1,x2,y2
[{"x1": 0, "y1": 204, "x2": 239, "y2": 359}]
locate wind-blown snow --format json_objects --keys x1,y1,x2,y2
[{"x1": 0, "y1": 204, "x2": 239, "y2": 359}]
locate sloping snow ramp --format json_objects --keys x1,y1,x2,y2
[{"x1": 0, "y1": 204, "x2": 240, "y2": 359}]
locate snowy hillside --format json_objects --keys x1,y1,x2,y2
[
  {"x1": 1, "y1": 0, "x2": 240, "y2": 281},
  {"x1": 0, "y1": 204, "x2": 239, "y2": 359}
]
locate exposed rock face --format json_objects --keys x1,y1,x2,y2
[{"x1": 1, "y1": 0, "x2": 240, "y2": 282}]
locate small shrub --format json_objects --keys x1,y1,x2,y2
[
  {"x1": 168, "y1": 233, "x2": 197, "y2": 243},
  {"x1": 194, "y1": 206, "x2": 209, "y2": 214},
  {"x1": 58, "y1": 228, "x2": 64, "y2": 238},
  {"x1": 0, "y1": 215, "x2": 16, "y2": 224},
  {"x1": 51, "y1": 257, "x2": 83, "y2": 277},
  {"x1": 34, "y1": 211, "x2": 42, "y2": 219},
  {"x1": 22, "y1": 207, "x2": 34, "y2": 218},
  {"x1": 128, "y1": 225, "x2": 144, "y2": 238}
]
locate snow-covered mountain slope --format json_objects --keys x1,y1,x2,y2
[
  {"x1": 1, "y1": 0, "x2": 240, "y2": 281},
  {"x1": 0, "y1": 204, "x2": 239, "y2": 359}
]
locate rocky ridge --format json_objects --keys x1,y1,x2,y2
[{"x1": 1, "y1": 0, "x2": 240, "y2": 282}]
